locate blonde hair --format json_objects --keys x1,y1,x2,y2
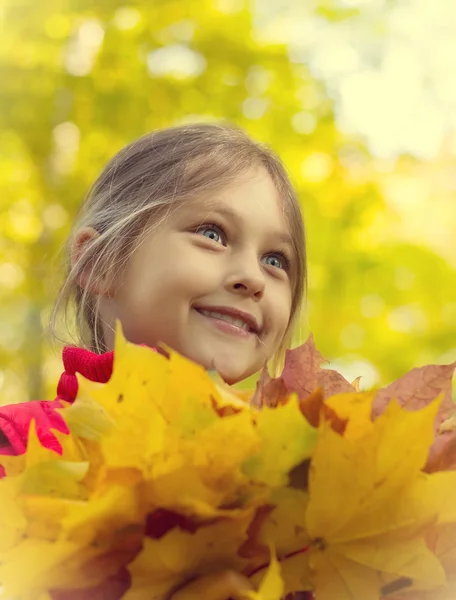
[{"x1": 50, "y1": 123, "x2": 307, "y2": 368}]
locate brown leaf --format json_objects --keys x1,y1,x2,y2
[
  {"x1": 282, "y1": 336, "x2": 355, "y2": 399},
  {"x1": 251, "y1": 336, "x2": 356, "y2": 410},
  {"x1": 425, "y1": 430, "x2": 456, "y2": 473},
  {"x1": 281, "y1": 334, "x2": 327, "y2": 398},
  {"x1": 251, "y1": 366, "x2": 288, "y2": 409},
  {"x1": 372, "y1": 362, "x2": 456, "y2": 433},
  {"x1": 317, "y1": 368, "x2": 356, "y2": 398}
]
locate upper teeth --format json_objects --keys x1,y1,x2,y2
[{"x1": 198, "y1": 309, "x2": 253, "y2": 332}]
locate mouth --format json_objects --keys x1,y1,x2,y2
[{"x1": 194, "y1": 306, "x2": 261, "y2": 338}]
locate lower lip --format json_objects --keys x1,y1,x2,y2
[{"x1": 195, "y1": 309, "x2": 256, "y2": 339}]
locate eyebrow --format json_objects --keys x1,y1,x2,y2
[{"x1": 200, "y1": 204, "x2": 294, "y2": 248}]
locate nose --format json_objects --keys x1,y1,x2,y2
[{"x1": 225, "y1": 254, "x2": 266, "y2": 300}]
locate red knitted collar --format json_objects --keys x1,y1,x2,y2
[
  {"x1": 56, "y1": 347, "x2": 114, "y2": 403},
  {"x1": 56, "y1": 345, "x2": 158, "y2": 403}
]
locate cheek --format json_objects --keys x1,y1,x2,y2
[
  {"x1": 271, "y1": 288, "x2": 293, "y2": 340},
  {"x1": 164, "y1": 261, "x2": 217, "y2": 299},
  {"x1": 127, "y1": 253, "x2": 217, "y2": 309}
]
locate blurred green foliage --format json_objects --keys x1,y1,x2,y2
[{"x1": 0, "y1": 0, "x2": 455, "y2": 403}]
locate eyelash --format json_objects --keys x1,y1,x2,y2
[{"x1": 194, "y1": 222, "x2": 292, "y2": 273}]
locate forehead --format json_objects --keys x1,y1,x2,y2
[{"x1": 187, "y1": 169, "x2": 292, "y2": 236}]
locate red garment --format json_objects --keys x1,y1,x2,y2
[{"x1": 0, "y1": 347, "x2": 115, "y2": 476}]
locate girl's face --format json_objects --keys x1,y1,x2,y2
[{"x1": 101, "y1": 168, "x2": 294, "y2": 384}]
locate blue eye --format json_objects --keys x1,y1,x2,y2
[
  {"x1": 195, "y1": 224, "x2": 226, "y2": 245},
  {"x1": 262, "y1": 253, "x2": 289, "y2": 271}
]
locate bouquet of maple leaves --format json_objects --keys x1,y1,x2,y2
[{"x1": 0, "y1": 324, "x2": 455, "y2": 600}]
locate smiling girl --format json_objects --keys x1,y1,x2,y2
[{"x1": 0, "y1": 123, "x2": 307, "y2": 599}]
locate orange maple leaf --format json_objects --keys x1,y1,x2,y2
[
  {"x1": 372, "y1": 362, "x2": 456, "y2": 433},
  {"x1": 251, "y1": 335, "x2": 355, "y2": 409}
]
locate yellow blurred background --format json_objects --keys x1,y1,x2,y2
[{"x1": 0, "y1": 0, "x2": 455, "y2": 403}]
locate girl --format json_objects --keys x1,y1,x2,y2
[{"x1": 0, "y1": 123, "x2": 307, "y2": 599}]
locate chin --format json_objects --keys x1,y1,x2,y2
[
  {"x1": 183, "y1": 342, "x2": 257, "y2": 384},
  {"x1": 213, "y1": 359, "x2": 255, "y2": 385}
]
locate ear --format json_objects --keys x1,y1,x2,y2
[{"x1": 71, "y1": 227, "x2": 111, "y2": 296}]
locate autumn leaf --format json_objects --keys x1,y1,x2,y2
[
  {"x1": 304, "y1": 397, "x2": 456, "y2": 599},
  {"x1": 351, "y1": 376, "x2": 362, "y2": 392},
  {"x1": 425, "y1": 429, "x2": 456, "y2": 473},
  {"x1": 124, "y1": 511, "x2": 254, "y2": 600},
  {"x1": 0, "y1": 533, "x2": 139, "y2": 600},
  {"x1": 245, "y1": 546, "x2": 284, "y2": 600},
  {"x1": 281, "y1": 335, "x2": 356, "y2": 399},
  {"x1": 372, "y1": 362, "x2": 456, "y2": 432},
  {"x1": 250, "y1": 366, "x2": 289, "y2": 409},
  {"x1": 243, "y1": 488, "x2": 313, "y2": 597},
  {"x1": 207, "y1": 369, "x2": 252, "y2": 411},
  {"x1": 144, "y1": 409, "x2": 262, "y2": 516},
  {"x1": 298, "y1": 388, "x2": 347, "y2": 435},
  {"x1": 0, "y1": 475, "x2": 26, "y2": 552},
  {"x1": 164, "y1": 352, "x2": 221, "y2": 435},
  {"x1": 2, "y1": 325, "x2": 456, "y2": 600},
  {"x1": 425, "y1": 413, "x2": 456, "y2": 473},
  {"x1": 0, "y1": 480, "x2": 145, "y2": 598},
  {"x1": 0, "y1": 539, "x2": 81, "y2": 599},
  {"x1": 324, "y1": 391, "x2": 376, "y2": 439},
  {"x1": 50, "y1": 567, "x2": 131, "y2": 600},
  {"x1": 440, "y1": 413, "x2": 456, "y2": 433},
  {"x1": 254, "y1": 488, "x2": 310, "y2": 558},
  {"x1": 62, "y1": 327, "x2": 263, "y2": 520},
  {"x1": 386, "y1": 523, "x2": 456, "y2": 600},
  {"x1": 310, "y1": 550, "x2": 383, "y2": 600},
  {"x1": 242, "y1": 397, "x2": 317, "y2": 487},
  {"x1": 75, "y1": 328, "x2": 170, "y2": 474},
  {"x1": 423, "y1": 522, "x2": 456, "y2": 600},
  {"x1": 251, "y1": 335, "x2": 356, "y2": 408},
  {"x1": 62, "y1": 391, "x2": 113, "y2": 441},
  {"x1": 0, "y1": 420, "x2": 89, "y2": 499}
]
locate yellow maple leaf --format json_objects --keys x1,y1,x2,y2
[
  {"x1": 0, "y1": 538, "x2": 78, "y2": 599},
  {"x1": 303, "y1": 396, "x2": 456, "y2": 599},
  {"x1": 0, "y1": 418, "x2": 88, "y2": 480},
  {"x1": 245, "y1": 546, "x2": 284, "y2": 600},
  {"x1": 0, "y1": 429, "x2": 94, "y2": 571},
  {"x1": 124, "y1": 510, "x2": 254, "y2": 600},
  {"x1": 257, "y1": 488, "x2": 311, "y2": 557},
  {"x1": 242, "y1": 396, "x2": 317, "y2": 487},
  {"x1": 207, "y1": 369, "x2": 253, "y2": 410},
  {"x1": 3, "y1": 324, "x2": 454, "y2": 600},
  {"x1": 67, "y1": 327, "x2": 264, "y2": 517},
  {"x1": 0, "y1": 407, "x2": 145, "y2": 599},
  {"x1": 76, "y1": 332, "x2": 169, "y2": 474},
  {"x1": 0, "y1": 476, "x2": 26, "y2": 553},
  {"x1": 387, "y1": 523, "x2": 456, "y2": 600},
  {"x1": 144, "y1": 410, "x2": 262, "y2": 516},
  {"x1": 245, "y1": 489, "x2": 313, "y2": 597},
  {"x1": 0, "y1": 484, "x2": 145, "y2": 598},
  {"x1": 324, "y1": 391, "x2": 376, "y2": 439}
]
